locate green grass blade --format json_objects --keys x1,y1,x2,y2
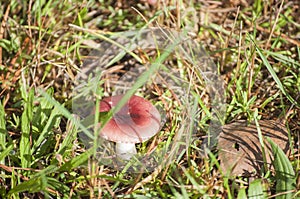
[
  {"x1": 46, "y1": 177, "x2": 70, "y2": 195},
  {"x1": 8, "y1": 171, "x2": 69, "y2": 196},
  {"x1": 248, "y1": 179, "x2": 267, "y2": 198},
  {"x1": 38, "y1": 89, "x2": 94, "y2": 140},
  {"x1": 20, "y1": 88, "x2": 34, "y2": 169},
  {"x1": 0, "y1": 144, "x2": 13, "y2": 163},
  {"x1": 8, "y1": 165, "x2": 58, "y2": 195},
  {"x1": 8, "y1": 164, "x2": 65, "y2": 195},
  {"x1": 267, "y1": 138, "x2": 296, "y2": 199},
  {"x1": 0, "y1": 101, "x2": 7, "y2": 165},
  {"x1": 254, "y1": 111, "x2": 268, "y2": 173},
  {"x1": 55, "y1": 117, "x2": 78, "y2": 156},
  {"x1": 58, "y1": 148, "x2": 93, "y2": 171},
  {"x1": 255, "y1": 45, "x2": 298, "y2": 107},
  {"x1": 8, "y1": 176, "x2": 44, "y2": 195},
  {"x1": 31, "y1": 105, "x2": 61, "y2": 154},
  {"x1": 237, "y1": 188, "x2": 247, "y2": 199},
  {"x1": 181, "y1": 167, "x2": 207, "y2": 195},
  {"x1": 265, "y1": 50, "x2": 300, "y2": 67}
]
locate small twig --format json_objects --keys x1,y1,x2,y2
[
  {"x1": 240, "y1": 9, "x2": 300, "y2": 47},
  {"x1": 221, "y1": 6, "x2": 240, "y2": 71},
  {"x1": 247, "y1": 45, "x2": 255, "y2": 100},
  {"x1": 176, "y1": 0, "x2": 181, "y2": 29},
  {"x1": 0, "y1": 163, "x2": 40, "y2": 173},
  {"x1": 234, "y1": 20, "x2": 243, "y2": 80},
  {"x1": 243, "y1": 14, "x2": 300, "y2": 47},
  {"x1": 27, "y1": 0, "x2": 33, "y2": 39},
  {"x1": 258, "y1": 25, "x2": 300, "y2": 47},
  {"x1": 282, "y1": 93, "x2": 300, "y2": 124},
  {"x1": 0, "y1": 4, "x2": 10, "y2": 66},
  {"x1": 202, "y1": 7, "x2": 238, "y2": 13},
  {"x1": 265, "y1": 0, "x2": 284, "y2": 49},
  {"x1": 131, "y1": 6, "x2": 150, "y2": 26},
  {"x1": 268, "y1": 190, "x2": 296, "y2": 198}
]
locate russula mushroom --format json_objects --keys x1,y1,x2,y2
[{"x1": 98, "y1": 95, "x2": 161, "y2": 160}]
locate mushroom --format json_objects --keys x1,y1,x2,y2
[{"x1": 97, "y1": 95, "x2": 161, "y2": 160}]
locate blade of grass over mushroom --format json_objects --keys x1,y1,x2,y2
[
  {"x1": 254, "y1": 42, "x2": 298, "y2": 107},
  {"x1": 38, "y1": 89, "x2": 94, "y2": 140},
  {"x1": 267, "y1": 138, "x2": 296, "y2": 198},
  {"x1": 107, "y1": 33, "x2": 184, "y2": 120}
]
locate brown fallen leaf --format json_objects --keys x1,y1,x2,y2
[{"x1": 217, "y1": 120, "x2": 290, "y2": 176}]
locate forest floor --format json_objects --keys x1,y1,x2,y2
[{"x1": 0, "y1": 0, "x2": 299, "y2": 198}]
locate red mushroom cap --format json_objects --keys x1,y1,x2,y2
[{"x1": 98, "y1": 95, "x2": 161, "y2": 143}]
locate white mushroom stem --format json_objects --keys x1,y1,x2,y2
[{"x1": 115, "y1": 142, "x2": 137, "y2": 160}]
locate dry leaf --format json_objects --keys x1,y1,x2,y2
[{"x1": 217, "y1": 120, "x2": 290, "y2": 176}]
